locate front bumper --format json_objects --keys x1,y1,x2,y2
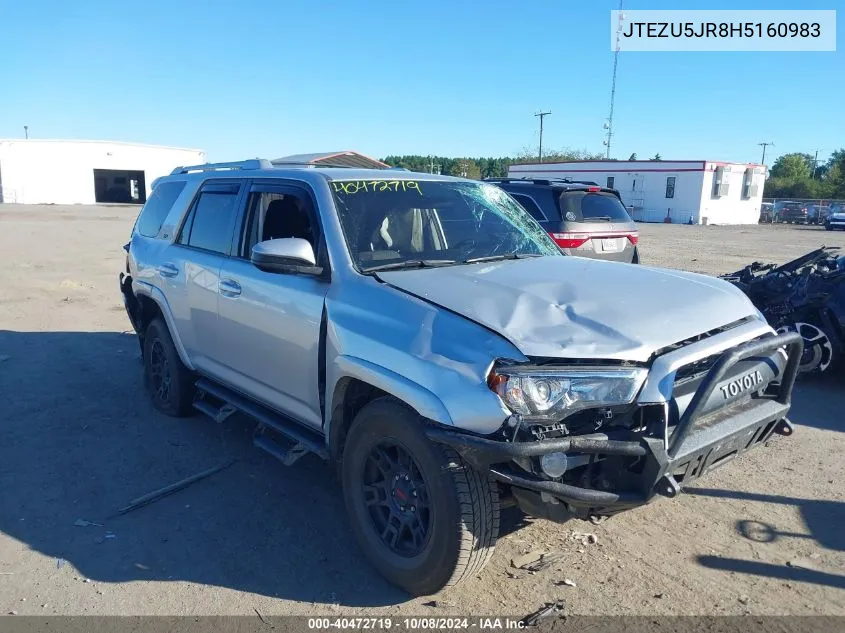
[{"x1": 426, "y1": 331, "x2": 803, "y2": 520}]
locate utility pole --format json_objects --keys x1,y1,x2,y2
[
  {"x1": 427, "y1": 156, "x2": 440, "y2": 175},
  {"x1": 535, "y1": 111, "x2": 551, "y2": 163},
  {"x1": 811, "y1": 149, "x2": 819, "y2": 179},
  {"x1": 23, "y1": 125, "x2": 28, "y2": 139},
  {"x1": 758, "y1": 141, "x2": 774, "y2": 166},
  {"x1": 605, "y1": 0, "x2": 624, "y2": 159}
]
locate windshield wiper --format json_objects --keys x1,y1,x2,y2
[
  {"x1": 463, "y1": 253, "x2": 543, "y2": 264},
  {"x1": 363, "y1": 259, "x2": 458, "y2": 273}
]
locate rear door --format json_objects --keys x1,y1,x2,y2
[{"x1": 165, "y1": 180, "x2": 244, "y2": 372}]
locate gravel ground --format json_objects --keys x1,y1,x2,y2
[{"x1": 0, "y1": 205, "x2": 843, "y2": 618}]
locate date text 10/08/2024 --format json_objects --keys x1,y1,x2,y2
[{"x1": 307, "y1": 617, "x2": 529, "y2": 629}]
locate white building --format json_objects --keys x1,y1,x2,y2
[
  {"x1": 0, "y1": 139, "x2": 205, "y2": 205},
  {"x1": 508, "y1": 160, "x2": 767, "y2": 225}
]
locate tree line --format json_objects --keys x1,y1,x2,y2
[
  {"x1": 763, "y1": 150, "x2": 845, "y2": 200},
  {"x1": 380, "y1": 147, "x2": 606, "y2": 179}
]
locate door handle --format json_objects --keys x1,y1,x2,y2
[
  {"x1": 157, "y1": 263, "x2": 178, "y2": 278},
  {"x1": 219, "y1": 278, "x2": 242, "y2": 298}
]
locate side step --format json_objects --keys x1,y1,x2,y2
[{"x1": 194, "y1": 378, "x2": 329, "y2": 464}]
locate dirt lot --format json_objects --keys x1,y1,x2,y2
[{"x1": 0, "y1": 204, "x2": 843, "y2": 618}]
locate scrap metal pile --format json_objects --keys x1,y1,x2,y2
[{"x1": 720, "y1": 246, "x2": 845, "y2": 375}]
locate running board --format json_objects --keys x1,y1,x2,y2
[{"x1": 194, "y1": 378, "x2": 329, "y2": 462}]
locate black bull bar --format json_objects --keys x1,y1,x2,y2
[{"x1": 426, "y1": 331, "x2": 804, "y2": 513}]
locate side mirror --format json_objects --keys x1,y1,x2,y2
[{"x1": 251, "y1": 238, "x2": 319, "y2": 274}]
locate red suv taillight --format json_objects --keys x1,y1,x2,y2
[
  {"x1": 550, "y1": 231, "x2": 638, "y2": 248},
  {"x1": 550, "y1": 232, "x2": 590, "y2": 248}
]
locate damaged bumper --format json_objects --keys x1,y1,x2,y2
[
  {"x1": 119, "y1": 272, "x2": 143, "y2": 335},
  {"x1": 426, "y1": 331, "x2": 804, "y2": 521}
]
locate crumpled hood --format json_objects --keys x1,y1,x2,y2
[{"x1": 377, "y1": 257, "x2": 760, "y2": 362}]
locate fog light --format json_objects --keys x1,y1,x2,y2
[{"x1": 540, "y1": 452, "x2": 569, "y2": 478}]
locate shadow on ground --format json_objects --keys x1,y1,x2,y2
[
  {"x1": 687, "y1": 487, "x2": 845, "y2": 590},
  {"x1": 784, "y1": 373, "x2": 845, "y2": 433},
  {"x1": 0, "y1": 329, "x2": 407, "y2": 606}
]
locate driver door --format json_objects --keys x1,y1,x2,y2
[{"x1": 214, "y1": 182, "x2": 330, "y2": 429}]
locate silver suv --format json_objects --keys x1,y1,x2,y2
[{"x1": 120, "y1": 159, "x2": 803, "y2": 596}]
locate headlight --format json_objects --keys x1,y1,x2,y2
[{"x1": 488, "y1": 366, "x2": 647, "y2": 422}]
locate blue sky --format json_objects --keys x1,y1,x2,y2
[{"x1": 0, "y1": 0, "x2": 840, "y2": 165}]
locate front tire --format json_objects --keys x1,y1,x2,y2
[
  {"x1": 341, "y1": 398, "x2": 499, "y2": 595},
  {"x1": 143, "y1": 318, "x2": 195, "y2": 416}
]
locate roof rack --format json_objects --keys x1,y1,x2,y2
[
  {"x1": 270, "y1": 159, "x2": 361, "y2": 169},
  {"x1": 170, "y1": 159, "x2": 274, "y2": 175},
  {"x1": 485, "y1": 176, "x2": 600, "y2": 187}
]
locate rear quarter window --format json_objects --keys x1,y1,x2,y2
[
  {"x1": 135, "y1": 181, "x2": 187, "y2": 237},
  {"x1": 559, "y1": 191, "x2": 631, "y2": 222},
  {"x1": 509, "y1": 193, "x2": 546, "y2": 222}
]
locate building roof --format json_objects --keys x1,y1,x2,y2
[
  {"x1": 272, "y1": 151, "x2": 389, "y2": 169},
  {"x1": 0, "y1": 138, "x2": 204, "y2": 153}
]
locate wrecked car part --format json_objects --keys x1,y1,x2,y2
[
  {"x1": 721, "y1": 246, "x2": 845, "y2": 374},
  {"x1": 520, "y1": 601, "x2": 566, "y2": 627},
  {"x1": 428, "y1": 330, "x2": 803, "y2": 520},
  {"x1": 117, "y1": 459, "x2": 235, "y2": 515}
]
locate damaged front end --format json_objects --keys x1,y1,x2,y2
[{"x1": 426, "y1": 329, "x2": 803, "y2": 522}]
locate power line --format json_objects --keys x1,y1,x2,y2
[{"x1": 535, "y1": 111, "x2": 551, "y2": 163}]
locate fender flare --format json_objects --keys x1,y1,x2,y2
[
  {"x1": 133, "y1": 280, "x2": 195, "y2": 370},
  {"x1": 326, "y1": 354, "x2": 453, "y2": 446}
]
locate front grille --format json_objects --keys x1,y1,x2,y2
[
  {"x1": 667, "y1": 332, "x2": 781, "y2": 433},
  {"x1": 673, "y1": 353, "x2": 720, "y2": 385},
  {"x1": 653, "y1": 316, "x2": 754, "y2": 358}
]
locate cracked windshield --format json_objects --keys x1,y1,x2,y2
[{"x1": 331, "y1": 179, "x2": 561, "y2": 272}]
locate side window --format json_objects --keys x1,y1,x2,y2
[
  {"x1": 712, "y1": 167, "x2": 729, "y2": 198},
  {"x1": 136, "y1": 181, "x2": 186, "y2": 237},
  {"x1": 741, "y1": 168, "x2": 754, "y2": 199},
  {"x1": 239, "y1": 189, "x2": 322, "y2": 262},
  {"x1": 665, "y1": 176, "x2": 676, "y2": 199},
  {"x1": 606, "y1": 176, "x2": 615, "y2": 189},
  {"x1": 510, "y1": 194, "x2": 546, "y2": 222},
  {"x1": 177, "y1": 183, "x2": 241, "y2": 254}
]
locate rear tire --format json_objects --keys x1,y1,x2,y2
[
  {"x1": 341, "y1": 398, "x2": 499, "y2": 595},
  {"x1": 143, "y1": 318, "x2": 195, "y2": 417}
]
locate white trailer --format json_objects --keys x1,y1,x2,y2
[{"x1": 508, "y1": 160, "x2": 767, "y2": 225}]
